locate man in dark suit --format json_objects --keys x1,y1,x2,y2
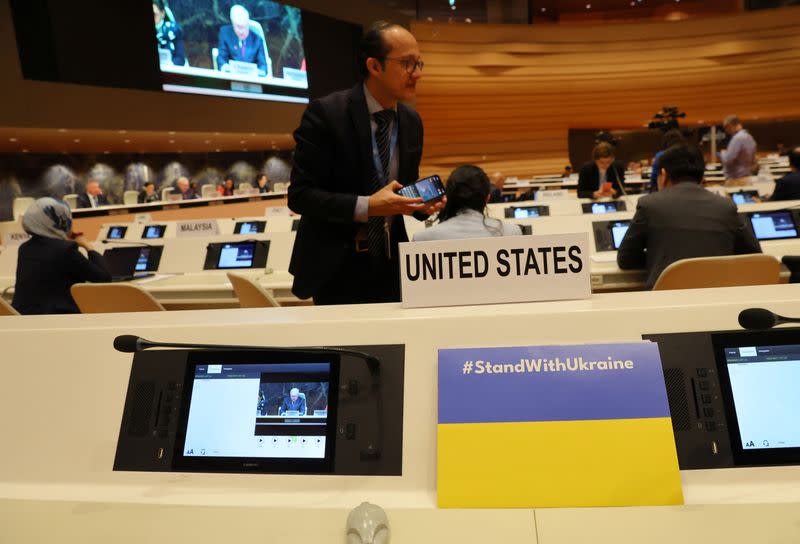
[
  {"x1": 76, "y1": 180, "x2": 109, "y2": 209},
  {"x1": 577, "y1": 142, "x2": 626, "y2": 199},
  {"x1": 617, "y1": 145, "x2": 761, "y2": 288},
  {"x1": 217, "y1": 4, "x2": 269, "y2": 76},
  {"x1": 288, "y1": 21, "x2": 443, "y2": 305},
  {"x1": 769, "y1": 147, "x2": 800, "y2": 201},
  {"x1": 279, "y1": 388, "x2": 306, "y2": 416}
]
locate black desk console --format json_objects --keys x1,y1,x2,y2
[
  {"x1": 644, "y1": 329, "x2": 800, "y2": 469},
  {"x1": 114, "y1": 345, "x2": 404, "y2": 475}
]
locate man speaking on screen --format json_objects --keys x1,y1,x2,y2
[
  {"x1": 217, "y1": 4, "x2": 269, "y2": 77},
  {"x1": 288, "y1": 21, "x2": 444, "y2": 305}
]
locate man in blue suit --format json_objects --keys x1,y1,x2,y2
[{"x1": 217, "y1": 4, "x2": 269, "y2": 77}]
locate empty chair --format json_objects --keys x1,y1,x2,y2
[
  {"x1": 272, "y1": 182, "x2": 289, "y2": 192},
  {"x1": 652, "y1": 254, "x2": 780, "y2": 291},
  {"x1": 123, "y1": 190, "x2": 139, "y2": 205},
  {"x1": 12, "y1": 197, "x2": 34, "y2": 221},
  {"x1": 201, "y1": 184, "x2": 217, "y2": 198},
  {"x1": 227, "y1": 272, "x2": 280, "y2": 308},
  {"x1": 63, "y1": 194, "x2": 78, "y2": 210},
  {"x1": 0, "y1": 297, "x2": 19, "y2": 316},
  {"x1": 70, "y1": 283, "x2": 165, "y2": 313},
  {"x1": 238, "y1": 182, "x2": 252, "y2": 192},
  {"x1": 161, "y1": 187, "x2": 174, "y2": 201}
]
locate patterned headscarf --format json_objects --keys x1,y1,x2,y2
[{"x1": 21, "y1": 197, "x2": 72, "y2": 240}]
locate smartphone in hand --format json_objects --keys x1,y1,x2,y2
[{"x1": 397, "y1": 175, "x2": 446, "y2": 203}]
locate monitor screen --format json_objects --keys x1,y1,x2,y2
[
  {"x1": 135, "y1": 248, "x2": 150, "y2": 272},
  {"x1": 291, "y1": 219, "x2": 300, "y2": 231},
  {"x1": 155, "y1": 1, "x2": 309, "y2": 104},
  {"x1": 611, "y1": 221, "x2": 630, "y2": 249},
  {"x1": 142, "y1": 225, "x2": 167, "y2": 239},
  {"x1": 590, "y1": 202, "x2": 619, "y2": 214},
  {"x1": 513, "y1": 207, "x2": 540, "y2": 219},
  {"x1": 217, "y1": 242, "x2": 256, "y2": 268},
  {"x1": 181, "y1": 362, "x2": 332, "y2": 460},
  {"x1": 749, "y1": 212, "x2": 799, "y2": 240},
  {"x1": 107, "y1": 226, "x2": 128, "y2": 239},
  {"x1": 731, "y1": 191, "x2": 758, "y2": 205},
  {"x1": 721, "y1": 344, "x2": 800, "y2": 452},
  {"x1": 234, "y1": 221, "x2": 266, "y2": 234}
]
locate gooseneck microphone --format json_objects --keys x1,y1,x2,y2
[
  {"x1": 114, "y1": 334, "x2": 383, "y2": 461},
  {"x1": 738, "y1": 308, "x2": 800, "y2": 330}
]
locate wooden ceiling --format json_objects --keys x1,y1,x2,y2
[
  {"x1": 0, "y1": 127, "x2": 295, "y2": 154},
  {"x1": 412, "y1": 6, "x2": 800, "y2": 177}
]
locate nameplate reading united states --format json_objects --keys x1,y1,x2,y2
[
  {"x1": 176, "y1": 219, "x2": 219, "y2": 238},
  {"x1": 399, "y1": 233, "x2": 590, "y2": 308}
]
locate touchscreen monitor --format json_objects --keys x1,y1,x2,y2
[
  {"x1": 583, "y1": 202, "x2": 624, "y2": 214},
  {"x1": 107, "y1": 226, "x2": 128, "y2": 239},
  {"x1": 234, "y1": 221, "x2": 266, "y2": 234},
  {"x1": 749, "y1": 212, "x2": 799, "y2": 240},
  {"x1": 712, "y1": 330, "x2": 800, "y2": 466},
  {"x1": 218, "y1": 242, "x2": 256, "y2": 269},
  {"x1": 731, "y1": 191, "x2": 758, "y2": 205},
  {"x1": 142, "y1": 225, "x2": 167, "y2": 239},
  {"x1": 173, "y1": 354, "x2": 339, "y2": 472}
]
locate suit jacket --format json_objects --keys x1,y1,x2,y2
[
  {"x1": 617, "y1": 182, "x2": 762, "y2": 288},
  {"x1": 577, "y1": 161, "x2": 626, "y2": 199},
  {"x1": 413, "y1": 209, "x2": 521, "y2": 242},
  {"x1": 217, "y1": 25, "x2": 268, "y2": 74},
  {"x1": 287, "y1": 84, "x2": 423, "y2": 299},
  {"x1": 76, "y1": 192, "x2": 109, "y2": 209},
  {"x1": 770, "y1": 171, "x2": 800, "y2": 202},
  {"x1": 279, "y1": 396, "x2": 307, "y2": 415},
  {"x1": 12, "y1": 236, "x2": 112, "y2": 315}
]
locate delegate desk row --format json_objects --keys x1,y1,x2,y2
[
  {"x1": 91, "y1": 215, "x2": 299, "y2": 242},
  {"x1": 4, "y1": 286, "x2": 800, "y2": 542}
]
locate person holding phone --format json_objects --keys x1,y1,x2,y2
[
  {"x1": 577, "y1": 142, "x2": 626, "y2": 199},
  {"x1": 288, "y1": 21, "x2": 444, "y2": 305},
  {"x1": 413, "y1": 165, "x2": 521, "y2": 242}
]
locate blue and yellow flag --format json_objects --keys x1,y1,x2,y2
[{"x1": 437, "y1": 342, "x2": 683, "y2": 508}]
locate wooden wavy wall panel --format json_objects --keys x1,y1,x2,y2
[{"x1": 412, "y1": 7, "x2": 800, "y2": 178}]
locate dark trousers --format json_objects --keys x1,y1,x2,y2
[{"x1": 313, "y1": 252, "x2": 401, "y2": 305}]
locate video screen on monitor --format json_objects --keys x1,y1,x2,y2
[
  {"x1": 749, "y1": 212, "x2": 799, "y2": 240},
  {"x1": 107, "y1": 226, "x2": 128, "y2": 239},
  {"x1": 142, "y1": 225, "x2": 167, "y2": 239},
  {"x1": 731, "y1": 191, "x2": 759, "y2": 205},
  {"x1": 182, "y1": 362, "x2": 333, "y2": 460},
  {"x1": 583, "y1": 202, "x2": 624, "y2": 214},
  {"x1": 234, "y1": 220, "x2": 266, "y2": 234},
  {"x1": 154, "y1": 0, "x2": 309, "y2": 103},
  {"x1": 514, "y1": 207, "x2": 540, "y2": 219},
  {"x1": 217, "y1": 242, "x2": 256, "y2": 268}
]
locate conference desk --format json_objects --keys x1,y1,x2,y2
[{"x1": 3, "y1": 286, "x2": 800, "y2": 542}]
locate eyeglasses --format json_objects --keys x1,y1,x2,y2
[{"x1": 384, "y1": 57, "x2": 425, "y2": 74}]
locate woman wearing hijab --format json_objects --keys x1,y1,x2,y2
[
  {"x1": 12, "y1": 198, "x2": 111, "y2": 315},
  {"x1": 413, "y1": 165, "x2": 521, "y2": 242}
]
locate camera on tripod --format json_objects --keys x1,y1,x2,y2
[{"x1": 648, "y1": 106, "x2": 687, "y2": 131}]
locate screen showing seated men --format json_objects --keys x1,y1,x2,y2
[
  {"x1": 217, "y1": 242, "x2": 256, "y2": 268},
  {"x1": 722, "y1": 344, "x2": 800, "y2": 450},
  {"x1": 749, "y1": 212, "x2": 799, "y2": 240},
  {"x1": 183, "y1": 362, "x2": 331, "y2": 459},
  {"x1": 153, "y1": 0, "x2": 309, "y2": 103},
  {"x1": 611, "y1": 221, "x2": 630, "y2": 249}
]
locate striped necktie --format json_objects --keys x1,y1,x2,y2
[{"x1": 367, "y1": 109, "x2": 396, "y2": 258}]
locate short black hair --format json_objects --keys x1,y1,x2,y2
[
  {"x1": 358, "y1": 20, "x2": 399, "y2": 79},
  {"x1": 439, "y1": 165, "x2": 491, "y2": 222},
  {"x1": 787, "y1": 147, "x2": 800, "y2": 170},
  {"x1": 661, "y1": 129, "x2": 685, "y2": 150},
  {"x1": 144, "y1": 181, "x2": 155, "y2": 188},
  {"x1": 659, "y1": 144, "x2": 705, "y2": 183}
]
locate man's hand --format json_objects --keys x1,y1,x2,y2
[{"x1": 368, "y1": 181, "x2": 424, "y2": 217}]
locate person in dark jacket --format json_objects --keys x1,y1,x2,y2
[
  {"x1": 12, "y1": 198, "x2": 111, "y2": 315},
  {"x1": 769, "y1": 147, "x2": 800, "y2": 201},
  {"x1": 577, "y1": 142, "x2": 626, "y2": 199}
]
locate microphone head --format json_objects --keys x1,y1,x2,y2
[
  {"x1": 738, "y1": 308, "x2": 778, "y2": 330},
  {"x1": 113, "y1": 335, "x2": 142, "y2": 353}
]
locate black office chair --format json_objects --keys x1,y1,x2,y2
[{"x1": 781, "y1": 256, "x2": 800, "y2": 283}]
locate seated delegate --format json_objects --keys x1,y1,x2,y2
[
  {"x1": 12, "y1": 198, "x2": 111, "y2": 315},
  {"x1": 577, "y1": 142, "x2": 626, "y2": 199},
  {"x1": 153, "y1": 0, "x2": 185, "y2": 66},
  {"x1": 413, "y1": 165, "x2": 521, "y2": 242},
  {"x1": 769, "y1": 147, "x2": 800, "y2": 201},
  {"x1": 279, "y1": 388, "x2": 306, "y2": 416},
  {"x1": 617, "y1": 144, "x2": 762, "y2": 289},
  {"x1": 76, "y1": 180, "x2": 109, "y2": 209},
  {"x1": 254, "y1": 173, "x2": 270, "y2": 193},
  {"x1": 138, "y1": 181, "x2": 160, "y2": 204},
  {"x1": 217, "y1": 4, "x2": 269, "y2": 77}
]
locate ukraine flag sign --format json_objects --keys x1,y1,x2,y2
[{"x1": 437, "y1": 342, "x2": 683, "y2": 508}]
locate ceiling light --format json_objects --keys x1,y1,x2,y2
[
  {"x1": 215, "y1": 148, "x2": 221, "y2": 152},
  {"x1": 73, "y1": 139, "x2": 80, "y2": 143},
  {"x1": 240, "y1": 140, "x2": 246, "y2": 144},
  {"x1": 204, "y1": 140, "x2": 211, "y2": 144},
  {"x1": 124, "y1": 139, "x2": 131, "y2": 143},
  {"x1": 21, "y1": 149, "x2": 28, "y2": 153},
  {"x1": 118, "y1": 130, "x2": 127, "y2": 134},
  {"x1": 168, "y1": 131, "x2": 176, "y2": 135},
  {"x1": 169, "y1": 139, "x2": 175, "y2": 143},
  {"x1": 58, "y1": 128, "x2": 67, "y2": 133},
  {"x1": 9, "y1": 137, "x2": 17, "y2": 142}
]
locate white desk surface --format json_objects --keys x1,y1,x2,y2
[{"x1": 3, "y1": 286, "x2": 800, "y2": 542}]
